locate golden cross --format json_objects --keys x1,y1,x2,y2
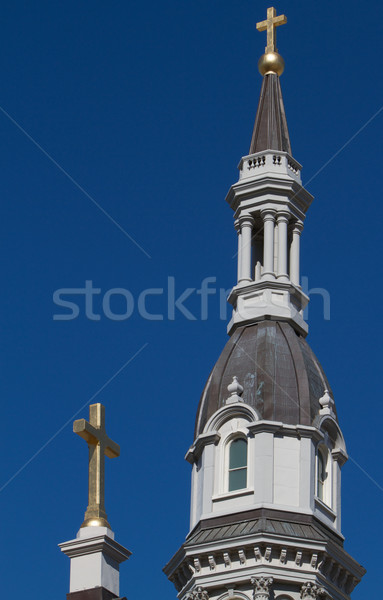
[
  {"x1": 256, "y1": 6, "x2": 287, "y2": 54},
  {"x1": 74, "y1": 403, "x2": 120, "y2": 528}
]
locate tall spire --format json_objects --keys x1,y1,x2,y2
[
  {"x1": 249, "y1": 74, "x2": 291, "y2": 154},
  {"x1": 250, "y1": 7, "x2": 291, "y2": 154}
]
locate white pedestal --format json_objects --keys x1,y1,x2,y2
[
  {"x1": 227, "y1": 279, "x2": 309, "y2": 336},
  {"x1": 59, "y1": 526, "x2": 131, "y2": 597}
]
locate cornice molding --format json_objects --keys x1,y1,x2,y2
[
  {"x1": 185, "y1": 432, "x2": 221, "y2": 464},
  {"x1": 59, "y1": 533, "x2": 131, "y2": 564}
]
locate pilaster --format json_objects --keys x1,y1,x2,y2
[
  {"x1": 300, "y1": 581, "x2": 325, "y2": 599},
  {"x1": 251, "y1": 576, "x2": 273, "y2": 600}
]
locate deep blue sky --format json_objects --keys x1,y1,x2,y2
[{"x1": 0, "y1": 1, "x2": 381, "y2": 598}]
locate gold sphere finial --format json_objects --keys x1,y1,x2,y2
[{"x1": 258, "y1": 51, "x2": 285, "y2": 76}]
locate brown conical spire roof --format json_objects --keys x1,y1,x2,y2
[{"x1": 249, "y1": 73, "x2": 291, "y2": 155}]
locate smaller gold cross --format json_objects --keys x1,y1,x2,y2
[
  {"x1": 256, "y1": 7, "x2": 287, "y2": 54},
  {"x1": 74, "y1": 403, "x2": 120, "y2": 528}
]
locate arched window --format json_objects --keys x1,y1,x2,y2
[
  {"x1": 317, "y1": 446, "x2": 329, "y2": 504},
  {"x1": 228, "y1": 438, "x2": 247, "y2": 491}
]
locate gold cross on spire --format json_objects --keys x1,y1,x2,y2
[
  {"x1": 74, "y1": 403, "x2": 120, "y2": 528},
  {"x1": 256, "y1": 6, "x2": 287, "y2": 53}
]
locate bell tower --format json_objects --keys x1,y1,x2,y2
[{"x1": 164, "y1": 8, "x2": 365, "y2": 600}]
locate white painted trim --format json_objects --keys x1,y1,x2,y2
[
  {"x1": 315, "y1": 444, "x2": 332, "y2": 509},
  {"x1": 314, "y1": 496, "x2": 336, "y2": 520},
  {"x1": 224, "y1": 434, "x2": 249, "y2": 494},
  {"x1": 204, "y1": 403, "x2": 259, "y2": 434},
  {"x1": 318, "y1": 415, "x2": 347, "y2": 454},
  {"x1": 212, "y1": 488, "x2": 254, "y2": 502}
]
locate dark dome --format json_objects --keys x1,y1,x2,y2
[{"x1": 195, "y1": 321, "x2": 335, "y2": 439}]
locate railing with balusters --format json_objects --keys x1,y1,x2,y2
[{"x1": 239, "y1": 150, "x2": 302, "y2": 182}]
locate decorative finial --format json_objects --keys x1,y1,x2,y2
[
  {"x1": 73, "y1": 403, "x2": 120, "y2": 528},
  {"x1": 256, "y1": 7, "x2": 287, "y2": 76},
  {"x1": 226, "y1": 376, "x2": 244, "y2": 404},
  {"x1": 319, "y1": 389, "x2": 335, "y2": 417}
]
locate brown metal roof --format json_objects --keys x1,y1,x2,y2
[
  {"x1": 249, "y1": 73, "x2": 291, "y2": 154},
  {"x1": 186, "y1": 516, "x2": 325, "y2": 546},
  {"x1": 194, "y1": 321, "x2": 335, "y2": 439}
]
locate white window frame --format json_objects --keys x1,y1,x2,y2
[
  {"x1": 226, "y1": 435, "x2": 248, "y2": 493},
  {"x1": 315, "y1": 443, "x2": 332, "y2": 508},
  {"x1": 212, "y1": 419, "x2": 254, "y2": 500}
]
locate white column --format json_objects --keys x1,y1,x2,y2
[
  {"x1": 289, "y1": 221, "x2": 303, "y2": 286},
  {"x1": 202, "y1": 443, "x2": 215, "y2": 515},
  {"x1": 299, "y1": 436, "x2": 312, "y2": 510},
  {"x1": 234, "y1": 219, "x2": 242, "y2": 284},
  {"x1": 239, "y1": 215, "x2": 254, "y2": 283},
  {"x1": 273, "y1": 221, "x2": 279, "y2": 274},
  {"x1": 253, "y1": 431, "x2": 274, "y2": 504},
  {"x1": 277, "y1": 211, "x2": 289, "y2": 281},
  {"x1": 261, "y1": 209, "x2": 276, "y2": 279}
]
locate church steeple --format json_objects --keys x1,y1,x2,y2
[
  {"x1": 226, "y1": 8, "x2": 312, "y2": 337},
  {"x1": 164, "y1": 9, "x2": 365, "y2": 600},
  {"x1": 250, "y1": 8, "x2": 291, "y2": 154}
]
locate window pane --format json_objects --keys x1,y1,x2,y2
[
  {"x1": 317, "y1": 449, "x2": 327, "y2": 501},
  {"x1": 229, "y1": 467, "x2": 247, "y2": 491},
  {"x1": 318, "y1": 479, "x2": 324, "y2": 501},
  {"x1": 229, "y1": 439, "x2": 247, "y2": 469}
]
